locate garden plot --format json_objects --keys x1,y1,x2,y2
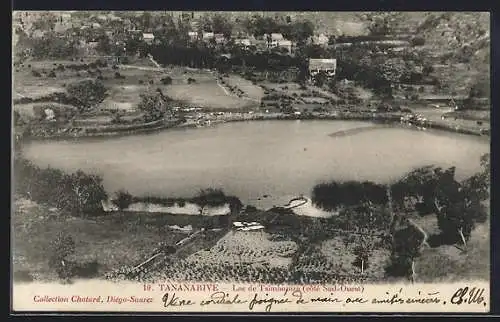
[
  {"x1": 222, "y1": 74, "x2": 265, "y2": 101},
  {"x1": 185, "y1": 230, "x2": 298, "y2": 267}
]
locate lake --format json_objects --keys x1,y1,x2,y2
[{"x1": 22, "y1": 120, "x2": 489, "y2": 209}]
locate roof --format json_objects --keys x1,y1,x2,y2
[
  {"x1": 309, "y1": 58, "x2": 337, "y2": 70},
  {"x1": 271, "y1": 33, "x2": 284, "y2": 41},
  {"x1": 278, "y1": 40, "x2": 292, "y2": 46},
  {"x1": 202, "y1": 32, "x2": 215, "y2": 39},
  {"x1": 142, "y1": 33, "x2": 155, "y2": 39}
]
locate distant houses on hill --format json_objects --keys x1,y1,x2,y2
[{"x1": 308, "y1": 58, "x2": 337, "y2": 81}]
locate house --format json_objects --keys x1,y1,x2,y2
[
  {"x1": 202, "y1": 32, "x2": 215, "y2": 41},
  {"x1": 308, "y1": 58, "x2": 337, "y2": 79},
  {"x1": 276, "y1": 39, "x2": 293, "y2": 53},
  {"x1": 270, "y1": 33, "x2": 284, "y2": 46},
  {"x1": 187, "y1": 31, "x2": 198, "y2": 41},
  {"x1": 142, "y1": 33, "x2": 155, "y2": 44}
]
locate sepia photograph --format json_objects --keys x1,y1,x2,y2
[{"x1": 11, "y1": 11, "x2": 490, "y2": 312}]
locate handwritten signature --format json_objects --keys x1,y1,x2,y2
[{"x1": 160, "y1": 286, "x2": 487, "y2": 311}]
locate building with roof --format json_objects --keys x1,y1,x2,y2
[
  {"x1": 202, "y1": 32, "x2": 215, "y2": 41},
  {"x1": 187, "y1": 31, "x2": 198, "y2": 41},
  {"x1": 308, "y1": 58, "x2": 337, "y2": 79},
  {"x1": 142, "y1": 32, "x2": 155, "y2": 44},
  {"x1": 276, "y1": 39, "x2": 293, "y2": 53}
]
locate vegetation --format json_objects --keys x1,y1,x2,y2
[
  {"x1": 13, "y1": 157, "x2": 107, "y2": 216},
  {"x1": 66, "y1": 79, "x2": 107, "y2": 111},
  {"x1": 312, "y1": 180, "x2": 388, "y2": 210},
  {"x1": 137, "y1": 91, "x2": 172, "y2": 122},
  {"x1": 48, "y1": 233, "x2": 76, "y2": 280}
]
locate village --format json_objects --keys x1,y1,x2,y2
[{"x1": 13, "y1": 11, "x2": 490, "y2": 140}]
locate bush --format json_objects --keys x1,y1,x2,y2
[
  {"x1": 114, "y1": 72, "x2": 125, "y2": 79},
  {"x1": 187, "y1": 77, "x2": 196, "y2": 84},
  {"x1": 410, "y1": 37, "x2": 426, "y2": 46},
  {"x1": 48, "y1": 70, "x2": 57, "y2": 78},
  {"x1": 160, "y1": 76, "x2": 172, "y2": 85},
  {"x1": 32, "y1": 70, "x2": 42, "y2": 77},
  {"x1": 66, "y1": 79, "x2": 107, "y2": 111},
  {"x1": 149, "y1": 79, "x2": 154, "y2": 85},
  {"x1": 112, "y1": 190, "x2": 134, "y2": 210},
  {"x1": 139, "y1": 79, "x2": 144, "y2": 84},
  {"x1": 48, "y1": 233, "x2": 76, "y2": 280},
  {"x1": 112, "y1": 65, "x2": 119, "y2": 70}
]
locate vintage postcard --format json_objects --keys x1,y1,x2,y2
[{"x1": 11, "y1": 11, "x2": 490, "y2": 313}]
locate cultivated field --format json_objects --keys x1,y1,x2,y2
[{"x1": 221, "y1": 74, "x2": 265, "y2": 101}]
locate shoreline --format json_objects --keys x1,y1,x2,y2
[{"x1": 17, "y1": 111, "x2": 489, "y2": 142}]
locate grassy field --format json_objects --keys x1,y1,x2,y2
[
  {"x1": 407, "y1": 203, "x2": 490, "y2": 282},
  {"x1": 163, "y1": 81, "x2": 254, "y2": 110},
  {"x1": 13, "y1": 60, "x2": 256, "y2": 117},
  {"x1": 222, "y1": 74, "x2": 265, "y2": 101},
  {"x1": 12, "y1": 197, "x2": 187, "y2": 282}
]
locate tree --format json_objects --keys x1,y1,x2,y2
[
  {"x1": 66, "y1": 79, "x2": 107, "y2": 111},
  {"x1": 48, "y1": 233, "x2": 75, "y2": 279},
  {"x1": 313, "y1": 70, "x2": 328, "y2": 87},
  {"x1": 212, "y1": 14, "x2": 233, "y2": 39},
  {"x1": 113, "y1": 190, "x2": 134, "y2": 210},
  {"x1": 352, "y1": 236, "x2": 372, "y2": 273},
  {"x1": 368, "y1": 16, "x2": 391, "y2": 36},
  {"x1": 468, "y1": 77, "x2": 490, "y2": 99},
  {"x1": 137, "y1": 91, "x2": 171, "y2": 122},
  {"x1": 193, "y1": 188, "x2": 227, "y2": 216},
  {"x1": 68, "y1": 170, "x2": 107, "y2": 214}
]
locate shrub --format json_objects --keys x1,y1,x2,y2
[
  {"x1": 48, "y1": 233, "x2": 76, "y2": 280},
  {"x1": 48, "y1": 70, "x2": 57, "y2": 78},
  {"x1": 139, "y1": 79, "x2": 144, "y2": 84},
  {"x1": 114, "y1": 72, "x2": 125, "y2": 79},
  {"x1": 187, "y1": 77, "x2": 196, "y2": 84},
  {"x1": 112, "y1": 190, "x2": 134, "y2": 210},
  {"x1": 66, "y1": 79, "x2": 107, "y2": 111},
  {"x1": 112, "y1": 65, "x2": 119, "y2": 70},
  {"x1": 32, "y1": 70, "x2": 42, "y2": 77},
  {"x1": 160, "y1": 76, "x2": 172, "y2": 85},
  {"x1": 149, "y1": 79, "x2": 154, "y2": 85}
]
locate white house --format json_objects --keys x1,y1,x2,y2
[
  {"x1": 188, "y1": 31, "x2": 198, "y2": 41},
  {"x1": 308, "y1": 58, "x2": 337, "y2": 78},
  {"x1": 202, "y1": 32, "x2": 215, "y2": 41},
  {"x1": 142, "y1": 33, "x2": 155, "y2": 44},
  {"x1": 276, "y1": 39, "x2": 293, "y2": 53}
]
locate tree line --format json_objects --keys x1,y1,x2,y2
[{"x1": 14, "y1": 157, "x2": 107, "y2": 215}]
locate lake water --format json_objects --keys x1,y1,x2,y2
[{"x1": 22, "y1": 120, "x2": 489, "y2": 209}]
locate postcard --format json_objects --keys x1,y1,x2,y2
[{"x1": 11, "y1": 10, "x2": 490, "y2": 313}]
